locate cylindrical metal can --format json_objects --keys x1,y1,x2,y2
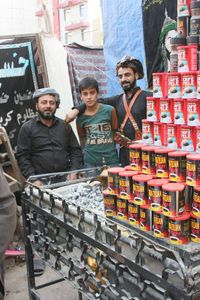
[
  {"x1": 103, "y1": 189, "x2": 117, "y2": 217},
  {"x1": 186, "y1": 153, "x2": 200, "y2": 186},
  {"x1": 140, "y1": 205, "x2": 152, "y2": 231},
  {"x1": 129, "y1": 143, "x2": 146, "y2": 171},
  {"x1": 162, "y1": 182, "x2": 185, "y2": 217},
  {"x1": 191, "y1": 212, "x2": 200, "y2": 243},
  {"x1": 192, "y1": 186, "x2": 200, "y2": 217},
  {"x1": 154, "y1": 148, "x2": 173, "y2": 178},
  {"x1": 117, "y1": 196, "x2": 128, "y2": 220},
  {"x1": 169, "y1": 213, "x2": 190, "y2": 245},
  {"x1": 119, "y1": 171, "x2": 137, "y2": 200},
  {"x1": 153, "y1": 211, "x2": 169, "y2": 238},
  {"x1": 132, "y1": 174, "x2": 153, "y2": 206},
  {"x1": 168, "y1": 151, "x2": 189, "y2": 182},
  {"x1": 141, "y1": 145, "x2": 159, "y2": 175},
  {"x1": 148, "y1": 178, "x2": 169, "y2": 211},
  {"x1": 128, "y1": 202, "x2": 140, "y2": 226},
  {"x1": 107, "y1": 167, "x2": 124, "y2": 195}
]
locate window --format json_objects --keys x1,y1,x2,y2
[
  {"x1": 65, "y1": 32, "x2": 72, "y2": 44},
  {"x1": 81, "y1": 29, "x2": 86, "y2": 41},
  {"x1": 64, "y1": 9, "x2": 71, "y2": 24},
  {"x1": 79, "y1": 4, "x2": 85, "y2": 18}
]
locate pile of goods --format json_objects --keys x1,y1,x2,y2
[{"x1": 103, "y1": 1, "x2": 200, "y2": 245}]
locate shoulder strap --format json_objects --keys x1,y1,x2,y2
[{"x1": 120, "y1": 89, "x2": 142, "y2": 140}]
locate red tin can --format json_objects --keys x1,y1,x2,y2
[
  {"x1": 173, "y1": 98, "x2": 187, "y2": 125},
  {"x1": 119, "y1": 171, "x2": 137, "y2": 200},
  {"x1": 103, "y1": 189, "x2": 117, "y2": 217},
  {"x1": 142, "y1": 119, "x2": 154, "y2": 144},
  {"x1": 162, "y1": 182, "x2": 185, "y2": 217},
  {"x1": 148, "y1": 178, "x2": 169, "y2": 211},
  {"x1": 192, "y1": 186, "x2": 200, "y2": 217},
  {"x1": 154, "y1": 148, "x2": 173, "y2": 178},
  {"x1": 153, "y1": 122, "x2": 167, "y2": 146},
  {"x1": 141, "y1": 145, "x2": 159, "y2": 175},
  {"x1": 181, "y1": 71, "x2": 197, "y2": 98},
  {"x1": 107, "y1": 167, "x2": 125, "y2": 195},
  {"x1": 132, "y1": 174, "x2": 153, "y2": 206},
  {"x1": 128, "y1": 202, "x2": 140, "y2": 226},
  {"x1": 180, "y1": 125, "x2": 195, "y2": 152},
  {"x1": 153, "y1": 211, "x2": 169, "y2": 238},
  {"x1": 153, "y1": 72, "x2": 168, "y2": 98},
  {"x1": 197, "y1": 71, "x2": 200, "y2": 99},
  {"x1": 146, "y1": 97, "x2": 160, "y2": 121},
  {"x1": 169, "y1": 213, "x2": 190, "y2": 245},
  {"x1": 191, "y1": 212, "x2": 200, "y2": 243},
  {"x1": 178, "y1": 45, "x2": 198, "y2": 72},
  {"x1": 186, "y1": 153, "x2": 200, "y2": 186},
  {"x1": 167, "y1": 72, "x2": 182, "y2": 98},
  {"x1": 167, "y1": 124, "x2": 181, "y2": 149},
  {"x1": 160, "y1": 98, "x2": 173, "y2": 123},
  {"x1": 129, "y1": 143, "x2": 146, "y2": 171},
  {"x1": 140, "y1": 204, "x2": 152, "y2": 231},
  {"x1": 117, "y1": 196, "x2": 128, "y2": 220},
  {"x1": 186, "y1": 98, "x2": 200, "y2": 126},
  {"x1": 168, "y1": 151, "x2": 189, "y2": 182}
]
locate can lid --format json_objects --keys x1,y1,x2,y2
[
  {"x1": 132, "y1": 174, "x2": 153, "y2": 182},
  {"x1": 169, "y1": 151, "x2": 189, "y2": 157},
  {"x1": 141, "y1": 145, "x2": 159, "y2": 151},
  {"x1": 103, "y1": 189, "x2": 115, "y2": 195},
  {"x1": 124, "y1": 166, "x2": 139, "y2": 173},
  {"x1": 153, "y1": 72, "x2": 167, "y2": 76},
  {"x1": 119, "y1": 171, "x2": 138, "y2": 177},
  {"x1": 108, "y1": 167, "x2": 124, "y2": 174},
  {"x1": 154, "y1": 148, "x2": 174, "y2": 154},
  {"x1": 170, "y1": 36, "x2": 186, "y2": 45},
  {"x1": 168, "y1": 72, "x2": 181, "y2": 77},
  {"x1": 146, "y1": 96, "x2": 156, "y2": 100},
  {"x1": 129, "y1": 143, "x2": 146, "y2": 149},
  {"x1": 187, "y1": 35, "x2": 199, "y2": 45},
  {"x1": 162, "y1": 182, "x2": 185, "y2": 192},
  {"x1": 187, "y1": 153, "x2": 200, "y2": 160},
  {"x1": 181, "y1": 71, "x2": 198, "y2": 76},
  {"x1": 169, "y1": 212, "x2": 190, "y2": 221},
  {"x1": 191, "y1": 1, "x2": 200, "y2": 9},
  {"x1": 147, "y1": 178, "x2": 169, "y2": 187},
  {"x1": 140, "y1": 204, "x2": 151, "y2": 209}
]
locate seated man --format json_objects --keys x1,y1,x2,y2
[
  {"x1": 0, "y1": 167, "x2": 17, "y2": 299},
  {"x1": 16, "y1": 87, "x2": 83, "y2": 186}
]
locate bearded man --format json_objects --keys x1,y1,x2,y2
[
  {"x1": 66, "y1": 56, "x2": 152, "y2": 166},
  {"x1": 16, "y1": 88, "x2": 83, "y2": 187}
]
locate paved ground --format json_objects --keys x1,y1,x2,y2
[{"x1": 4, "y1": 258, "x2": 86, "y2": 300}]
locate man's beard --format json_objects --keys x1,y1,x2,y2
[
  {"x1": 38, "y1": 110, "x2": 55, "y2": 120},
  {"x1": 121, "y1": 79, "x2": 137, "y2": 93}
]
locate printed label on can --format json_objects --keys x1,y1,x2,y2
[
  {"x1": 181, "y1": 127, "x2": 194, "y2": 152},
  {"x1": 140, "y1": 207, "x2": 152, "y2": 231},
  {"x1": 192, "y1": 189, "x2": 200, "y2": 217},
  {"x1": 149, "y1": 186, "x2": 163, "y2": 211},
  {"x1": 155, "y1": 153, "x2": 168, "y2": 178},
  {"x1": 168, "y1": 74, "x2": 181, "y2": 98},
  {"x1": 186, "y1": 159, "x2": 197, "y2": 186},
  {"x1": 162, "y1": 189, "x2": 185, "y2": 217},
  {"x1": 153, "y1": 74, "x2": 163, "y2": 98},
  {"x1": 191, "y1": 216, "x2": 200, "y2": 243},
  {"x1": 130, "y1": 149, "x2": 141, "y2": 171},
  {"x1": 160, "y1": 99, "x2": 172, "y2": 123},
  {"x1": 181, "y1": 73, "x2": 197, "y2": 98},
  {"x1": 169, "y1": 217, "x2": 190, "y2": 244},
  {"x1": 119, "y1": 176, "x2": 133, "y2": 199},
  {"x1": 142, "y1": 150, "x2": 156, "y2": 174},
  {"x1": 178, "y1": 0, "x2": 190, "y2": 17},
  {"x1": 169, "y1": 156, "x2": 187, "y2": 182},
  {"x1": 117, "y1": 197, "x2": 128, "y2": 220},
  {"x1": 142, "y1": 121, "x2": 153, "y2": 144},
  {"x1": 128, "y1": 202, "x2": 140, "y2": 226},
  {"x1": 133, "y1": 181, "x2": 147, "y2": 205},
  {"x1": 147, "y1": 98, "x2": 158, "y2": 121},
  {"x1": 196, "y1": 127, "x2": 200, "y2": 153},
  {"x1": 108, "y1": 174, "x2": 119, "y2": 194},
  {"x1": 187, "y1": 100, "x2": 200, "y2": 126},
  {"x1": 103, "y1": 193, "x2": 117, "y2": 216},
  {"x1": 197, "y1": 73, "x2": 200, "y2": 99},
  {"x1": 153, "y1": 212, "x2": 168, "y2": 238},
  {"x1": 174, "y1": 99, "x2": 186, "y2": 125},
  {"x1": 167, "y1": 125, "x2": 178, "y2": 149}
]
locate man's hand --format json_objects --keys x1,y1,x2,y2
[
  {"x1": 65, "y1": 109, "x2": 79, "y2": 123},
  {"x1": 32, "y1": 180, "x2": 44, "y2": 187}
]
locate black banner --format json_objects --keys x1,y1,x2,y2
[
  {"x1": 0, "y1": 39, "x2": 38, "y2": 149},
  {"x1": 142, "y1": 0, "x2": 177, "y2": 88}
]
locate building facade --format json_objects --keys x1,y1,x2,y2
[{"x1": 53, "y1": 0, "x2": 103, "y2": 46}]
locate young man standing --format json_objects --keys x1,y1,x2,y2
[{"x1": 77, "y1": 77, "x2": 119, "y2": 168}]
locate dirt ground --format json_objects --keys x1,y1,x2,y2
[{"x1": 4, "y1": 257, "x2": 87, "y2": 300}]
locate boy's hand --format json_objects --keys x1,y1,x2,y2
[{"x1": 65, "y1": 109, "x2": 79, "y2": 123}]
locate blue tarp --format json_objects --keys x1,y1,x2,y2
[{"x1": 100, "y1": 0, "x2": 147, "y2": 96}]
